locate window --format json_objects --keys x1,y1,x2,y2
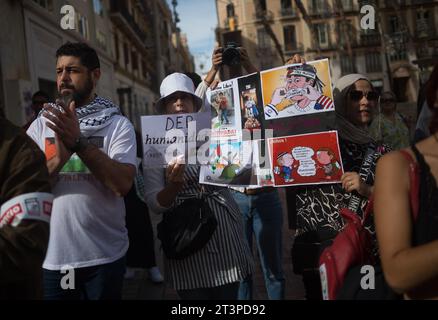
[
  {"x1": 96, "y1": 30, "x2": 107, "y2": 50},
  {"x1": 416, "y1": 9, "x2": 430, "y2": 38},
  {"x1": 337, "y1": 20, "x2": 356, "y2": 46},
  {"x1": 123, "y1": 43, "x2": 129, "y2": 68},
  {"x1": 315, "y1": 24, "x2": 329, "y2": 47},
  {"x1": 310, "y1": 0, "x2": 327, "y2": 15},
  {"x1": 340, "y1": 55, "x2": 355, "y2": 75},
  {"x1": 341, "y1": 0, "x2": 353, "y2": 11},
  {"x1": 114, "y1": 33, "x2": 120, "y2": 62},
  {"x1": 257, "y1": 0, "x2": 267, "y2": 12},
  {"x1": 226, "y1": 3, "x2": 235, "y2": 18},
  {"x1": 283, "y1": 25, "x2": 297, "y2": 52},
  {"x1": 93, "y1": 0, "x2": 103, "y2": 16},
  {"x1": 131, "y1": 51, "x2": 138, "y2": 71},
  {"x1": 142, "y1": 60, "x2": 148, "y2": 80},
  {"x1": 280, "y1": 0, "x2": 294, "y2": 16},
  {"x1": 281, "y1": 0, "x2": 292, "y2": 9},
  {"x1": 389, "y1": 15, "x2": 399, "y2": 34},
  {"x1": 390, "y1": 50, "x2": 408, "y2": 62},
  {"x1": 365, "y1": 52, "x2": 382, "y2": 73},
  {"x1": 77, "y1": 13, "x2": 89, "y2": 39},
  {"x1": 257, "y1": 28, "x2": 271, "y2": 49},
  {"x1": 33, "y1": 0, "x2": 53, "y2": 11}
]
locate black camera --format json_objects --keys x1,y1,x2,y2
[{"x1": 222, "y1": 42, "x2": 241, "y2": 66}]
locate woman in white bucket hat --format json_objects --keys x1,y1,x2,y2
[
  {"x1": 154, "y1": 73, "x2": 203, "y2": 114},
  {"x1": 144, "y1": 72, "x2": 254, "y2": 300}
]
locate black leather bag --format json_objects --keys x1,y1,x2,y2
[{"x1": 157, "y1": 195, "x2": 217, "y2": 260}]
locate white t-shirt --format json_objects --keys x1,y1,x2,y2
[{"x1": 27, "y1": 115, "x2": 137, "y2": 270}]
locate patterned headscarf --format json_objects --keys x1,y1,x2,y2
[{"x1": 333, "y1": 74, "x2": 375, "y2": 145}]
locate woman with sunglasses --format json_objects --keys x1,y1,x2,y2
[
  {"x1": 369, "y1": 91, "x2": 410, "y2": 150},
  {"x1": 290, "y1": 66, "x2": 391, "y2": 299},
  {"x1": 374, "y1": 67, "x2": 438, "y2": 299}
]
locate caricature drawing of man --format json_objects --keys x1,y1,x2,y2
[{"x1": 264, "y1": 64, "x2": 333, "y2": 119}]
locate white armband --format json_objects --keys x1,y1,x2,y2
[{"x1": 0, "y1": 192, "x2": 53, "y2": 227}]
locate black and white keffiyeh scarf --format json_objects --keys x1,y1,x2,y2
[{"x1": 44, "y1": 96, "x2": 121, "y2": 135}]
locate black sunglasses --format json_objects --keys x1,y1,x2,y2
[{"x1": 349, "y1": 90, "x2": 379, "y2": 101}]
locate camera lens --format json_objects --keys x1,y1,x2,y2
[{"x1": 222, "y1": 43, "x2": 240, "y2": 66}]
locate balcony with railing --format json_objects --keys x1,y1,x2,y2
[
  {"x1": 307, "y1": 1, "x2": 332, "y2": 17},
  {"x1": 283, "y1": 43, "x2": 304, "y2": 55},
  {"x1": 279, "y1": 7, "x2": 297, "y2": 18},
  {"x1": 253, "y1": 10, "x2": 274, "y2": 21},
  {"x1": 360, "y1": 33, "x2": 382, "y2": 46},
  {"x1": 110, "y1": 0, "x2": 147, "y2": 44}
]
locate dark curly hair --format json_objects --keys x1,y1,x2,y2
[
  {"x1": 425, "y1": 63, "x2": 438, "y2": 134},
  {"x1": 56, "y1": 42, "x2": 100, "y2": 71}
]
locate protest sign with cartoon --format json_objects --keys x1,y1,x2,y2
[
  {"x1": 268, "y1": 131, "x2": 343, "y2": 187},
  {"x1": 261, "y1": 59, "x2": 334, "y2": 120}
]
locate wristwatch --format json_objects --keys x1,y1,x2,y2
[{"x1": 70, "y1": 135, "x2": 89, "y2": 153}]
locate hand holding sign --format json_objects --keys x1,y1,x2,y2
[{"x1": 166, "y1": 155, "x2": 185, "y2": 187}]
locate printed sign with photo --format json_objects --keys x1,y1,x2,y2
[
  {"x1": 237, "y1": 73, "x2": 266, "y2": 140},
  {"x1": 199, "y1": 140, "x2": 257, "y2": 187},
  {"x1": 268, "y1": 131, "x2": 343, "y2": 187},
  {"x1": 207, "y1": 78, "x2": 242, "y2": 140}
]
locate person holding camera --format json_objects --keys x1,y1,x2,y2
[{"x1": 194, "y1": 46, "x2": 258, "y2": 109}]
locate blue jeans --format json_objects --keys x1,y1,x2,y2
[
  {"x1": 231, "y1": 190, "x2": 285, "y2": 300},
  {"x1": 177, "y1": 282, "x2": 239, "y2": 300},
  {"x1": 220, "y1": 110, "x2": 229, "y2": 124},
  {"x1": 43, "y1": 256, "x2": 126, "y2": 300}
]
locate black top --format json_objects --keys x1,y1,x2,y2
[
  {"x1": 411, "y1": 144, "x2": 438, "y2": 246},
  {"x1": 295, "y1": 139, "x2": 389, "y2": 242}
]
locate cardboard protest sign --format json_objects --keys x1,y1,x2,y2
[
  {"x1": 140, "y1": 111, "x2": 210, "y2": 168},
  {"x1": 268, "y1": 131, "x2": 343, "y2": 187}
]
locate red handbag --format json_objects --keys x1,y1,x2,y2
[{"x1": 319, "y1": 150, "x2": 419, "y2": 300}]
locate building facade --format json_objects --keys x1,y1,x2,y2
[
  {"x1": 0, "y1": 0, "x2": 194, "y2": 128},
  {"x1": 215, "y1": 0, "x2": 438, "y2": 122}
]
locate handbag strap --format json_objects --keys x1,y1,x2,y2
[{"x1": 363, "y1": 149, "x2": 420, "y2": 226}]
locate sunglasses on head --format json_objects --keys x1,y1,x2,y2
[{"x1": 349, "y1": 90, "x2": 379, "y2": 101}]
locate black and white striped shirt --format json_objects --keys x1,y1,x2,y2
[{"x1": 144, "y1": 165, "x2": 254, "y2": 290}]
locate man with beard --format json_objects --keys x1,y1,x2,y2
[{"x1": 26, "y1": 42, "x2": 137, "y2": 300}]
